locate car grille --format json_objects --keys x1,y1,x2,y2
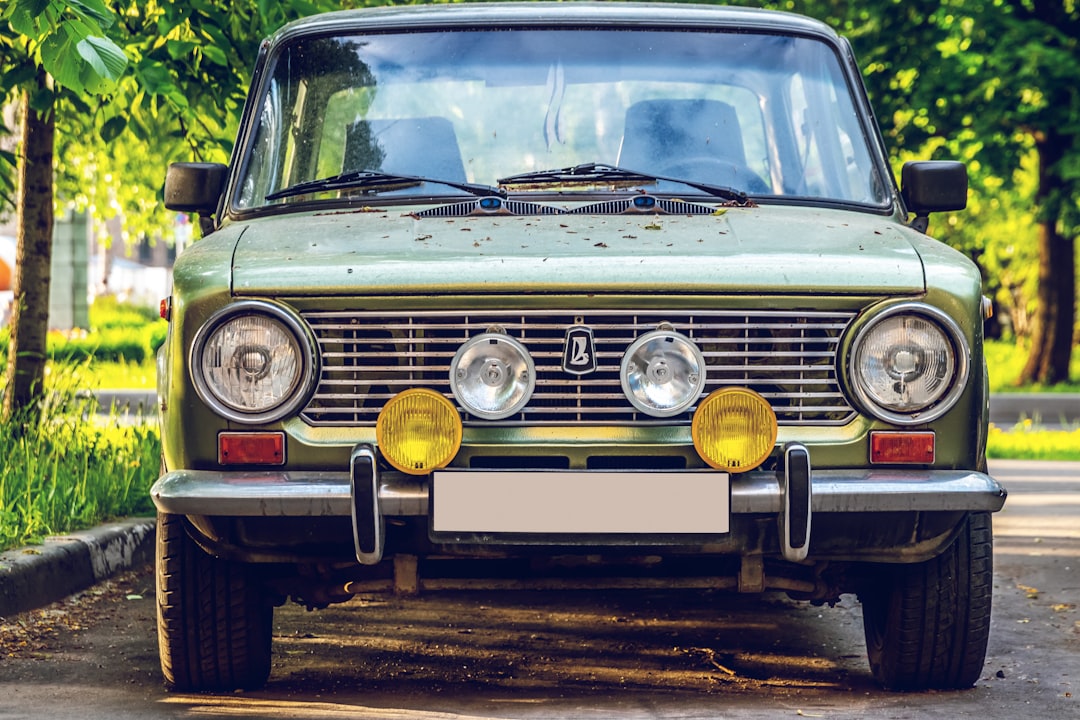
[{"x1": 300, "y1": 310, "x2": 857, "y2": 426}]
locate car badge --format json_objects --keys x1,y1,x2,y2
[{"x1": 562, "y1": 325, "x2": 598, "y2": 375}]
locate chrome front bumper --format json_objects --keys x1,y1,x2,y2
[
  {"x1": 152, "y1": 443, "x2": 1007, "y2": 565},
  {"x1": 151, "y1": 468, "x2": 1008, "y2": 517}
]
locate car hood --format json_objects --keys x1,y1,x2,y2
[{"x1": 228, "y1": 204, "x2": 926, "y2": 296}]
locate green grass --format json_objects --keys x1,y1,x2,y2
[
  {"x1": 0, "y1": 370, "x2": 160, "y2": 552},
  {"x1": 1, "y1": 304, "x2": 162, "y2": 551},
  {"x1": 987, "y1": 421, "x2": 1080, "y2": 461},
  {"x1": 67, "y1": 359, "x2": 157, "y2": 390}
]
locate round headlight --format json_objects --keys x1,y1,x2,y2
[
  {"x1": 621, "y1": 329, "x2": 707, "y2": 417},
  {"x1": 692, "y1": 388, "x2": 778, "y2": 471},
  {"x1": 377, "y1": 389, "x2": 462, "y2": 475},
  {"x1": 850, "y1": 305, "x2": 969, "y2": 424},
  {"x1": 449, "y1": 333, "x2": 535, "y2": 420},
  {"x1": 191, "y1": 302, "x2": 314, "y2": 423}
]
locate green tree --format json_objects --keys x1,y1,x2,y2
[
  {"x1": 1, "y1": 0, "x2": 127, "y2": 422},
  {"x1": 783, "y1": 0, "x2": 1079, "y2": 384},
  {"x1": 1, "y1": 0, "x2": 342, "y2": 420},
  {"x1": 18, "y1": 1, "x2": 355, "y2": 255},
  {"x1": 937, "y1": 149, "x2": 1041, "y2": 342}
]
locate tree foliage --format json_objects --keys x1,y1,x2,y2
[
  {"x1": 1, "y1": 0, "x2": 130, "y2": 422},
  {"x1": 54, "y1": 0, "x2": 340, "y2": 245},
  {"x1": 775, "y1": 0, "x2": 1079, "y2": 383},
  {"x1": 0, "y1": 0, "x2": 128, "y2": 211},
  {"x1": 2, "y1": 0, "x2": 1078, "y2": 400},
  {"x1": 1, "y1": 0, "x2": 359, "y2": 416},
  {"x1": 4, "y1": 0, "x2": 358, "y2": 237}
]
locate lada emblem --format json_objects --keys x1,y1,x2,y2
[{"x1": 562, "y1": 325, "x2": 598, "y2": 375}]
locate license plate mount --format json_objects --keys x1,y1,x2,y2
[{"x1": 432, "y1": 471, "x2": 730, "y2": 536}]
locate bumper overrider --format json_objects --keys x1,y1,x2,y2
[{"x1": 151, "y1": 442, "x2": 1006, "y2": 566}]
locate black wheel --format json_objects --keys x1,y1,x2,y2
[
  {"x1": 860, "y1": 511, "x2": 993, "y2": 691},
  {"x1": 156, "y1": 512, "x2": 273, "y2": 692}
]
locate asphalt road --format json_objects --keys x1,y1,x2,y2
[{"x1": 0, "y1": 460, "x2": 1076, "y2": 719}]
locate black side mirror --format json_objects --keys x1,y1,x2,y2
[
  {"x1": 164, "y1": 162, "x2": 228, "y2": 214},
  {"x1": 901, "y1": 161, "x2": 967, "y2": 232}
]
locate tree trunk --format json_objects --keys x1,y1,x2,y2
[
  {"x1": 2, "y1": 69, "x2": 55, "y2": 423},
  {"x1": 1018, "y1": 134, "x2": 1076, "y2": 386}
]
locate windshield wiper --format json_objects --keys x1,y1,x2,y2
[
  {"x1": 497, "y1": 162, "x2": 751, "y2": 205},
  {"x1": 266, "y1": 170, "x2": 504, "y2": 202},
  {"x1": 498, "y1": 162, "x2": 656, "y2": 187}
]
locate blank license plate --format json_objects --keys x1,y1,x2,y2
[{"x1": 432, "y1": 471, "x2": 729, "y2": 535}]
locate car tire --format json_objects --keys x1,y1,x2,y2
[
  {"x1": 859, "y1": 511, "x2": 993, "y2": 691},
  {"x1": 156, "y1": 512, "x2": 273, "y2": 692}
]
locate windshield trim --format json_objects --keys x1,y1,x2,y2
[
  {"x1": 224, "y1": 20, "x2": 899, "y2": 222},
  {"x1": 224, "y1": 188, "x2": 899, "y2": 227}
]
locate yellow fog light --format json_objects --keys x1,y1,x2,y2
[
  {"x1": 376, "y1": 389, "x2": 462, "y2": 475},
  {"x1": 692, "y1": 388, "x2": 778, "y2": 472}
]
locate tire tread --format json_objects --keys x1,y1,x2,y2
[
  {"x1": 156, "y1": 512, "x2": 272, "y2": 692},
  {"x1": 862, "y1": 512, "x2": 993, "y2": 690}
]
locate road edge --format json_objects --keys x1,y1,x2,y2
[
  {"x1": 0, "y1": 456, "x2": 1066, "y2": 618},
  {"x1": 0, "y1": 517, "x2": 155, "y2": 618}
]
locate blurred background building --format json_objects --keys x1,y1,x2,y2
[{"x1": 0, "y1": 212, "x2": 178, "y2": 329}]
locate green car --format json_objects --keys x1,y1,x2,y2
[{"x1": 155, "y1": 2, "x2": 1007, "y2": 693}]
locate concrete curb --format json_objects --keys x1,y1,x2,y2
[{"x1": 0, "y1": 517, "x2": 155, "y2": 618}]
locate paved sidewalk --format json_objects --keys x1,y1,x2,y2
[{"x1": 988, "y1": 392, "x2": 1079, "y2": 429}]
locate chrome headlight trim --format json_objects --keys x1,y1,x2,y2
[
  {"x1": 620, "y1": 329, "x2": 707, "y2": 418},
  {"x1": 449, "y1": 332, "x2": 536, "y2": 420},
  {"x1": 189, "y1": 300, "x2": 318, "y2": 424},
  {"x1": 847, "y1": 302, "x2": 970, "y2": 425}
]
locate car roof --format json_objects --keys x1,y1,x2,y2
[{"x1": 271, "y1": 2, "x2": 841, "y2": 46}]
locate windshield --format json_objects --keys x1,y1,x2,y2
[{"x1": 235, "y1": 28, "x2": 889, "y2": 209}]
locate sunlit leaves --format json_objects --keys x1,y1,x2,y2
[
  {"x1": 38, "y1": 0, "x2": 363, "y2": 245},
  {"x1": 4, "y1": 0, "x2": 53, "y2": 39},
  {"x1": 4, "y1": 0, "x2": 129, "y2": 94},
  {"x1": 66, "y1": 0, "x2": 117, "y2": 27},
  {"x1": 201, "y1": 43, "x2": 228, "y2": 66},
  {"x1": 99, "y1": 115, "x2": 126, "y2": 143},
  {"x1": 0, "y1": 0, "x2": 130, "y2": 211},
  {"x1": 39, "y1": 18, "x2": 127, "y2": 93},
  {"x1": 777, "y1": 0, "x2": 1078, "y2": 345},
  {"x1": 79, "y1": 35, "x2": 128, "y2": 83}
]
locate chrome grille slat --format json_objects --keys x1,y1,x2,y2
[{"x1": 300, "y1": 309, "x2": 857, "y2": 426}]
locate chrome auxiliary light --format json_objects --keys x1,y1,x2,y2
[
  {"x1": 620, "y1": 327, "x2": 707, "y2": 417},
  {"x1": 449, "y1": 331, "x2": 535, "y2": 420}
]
